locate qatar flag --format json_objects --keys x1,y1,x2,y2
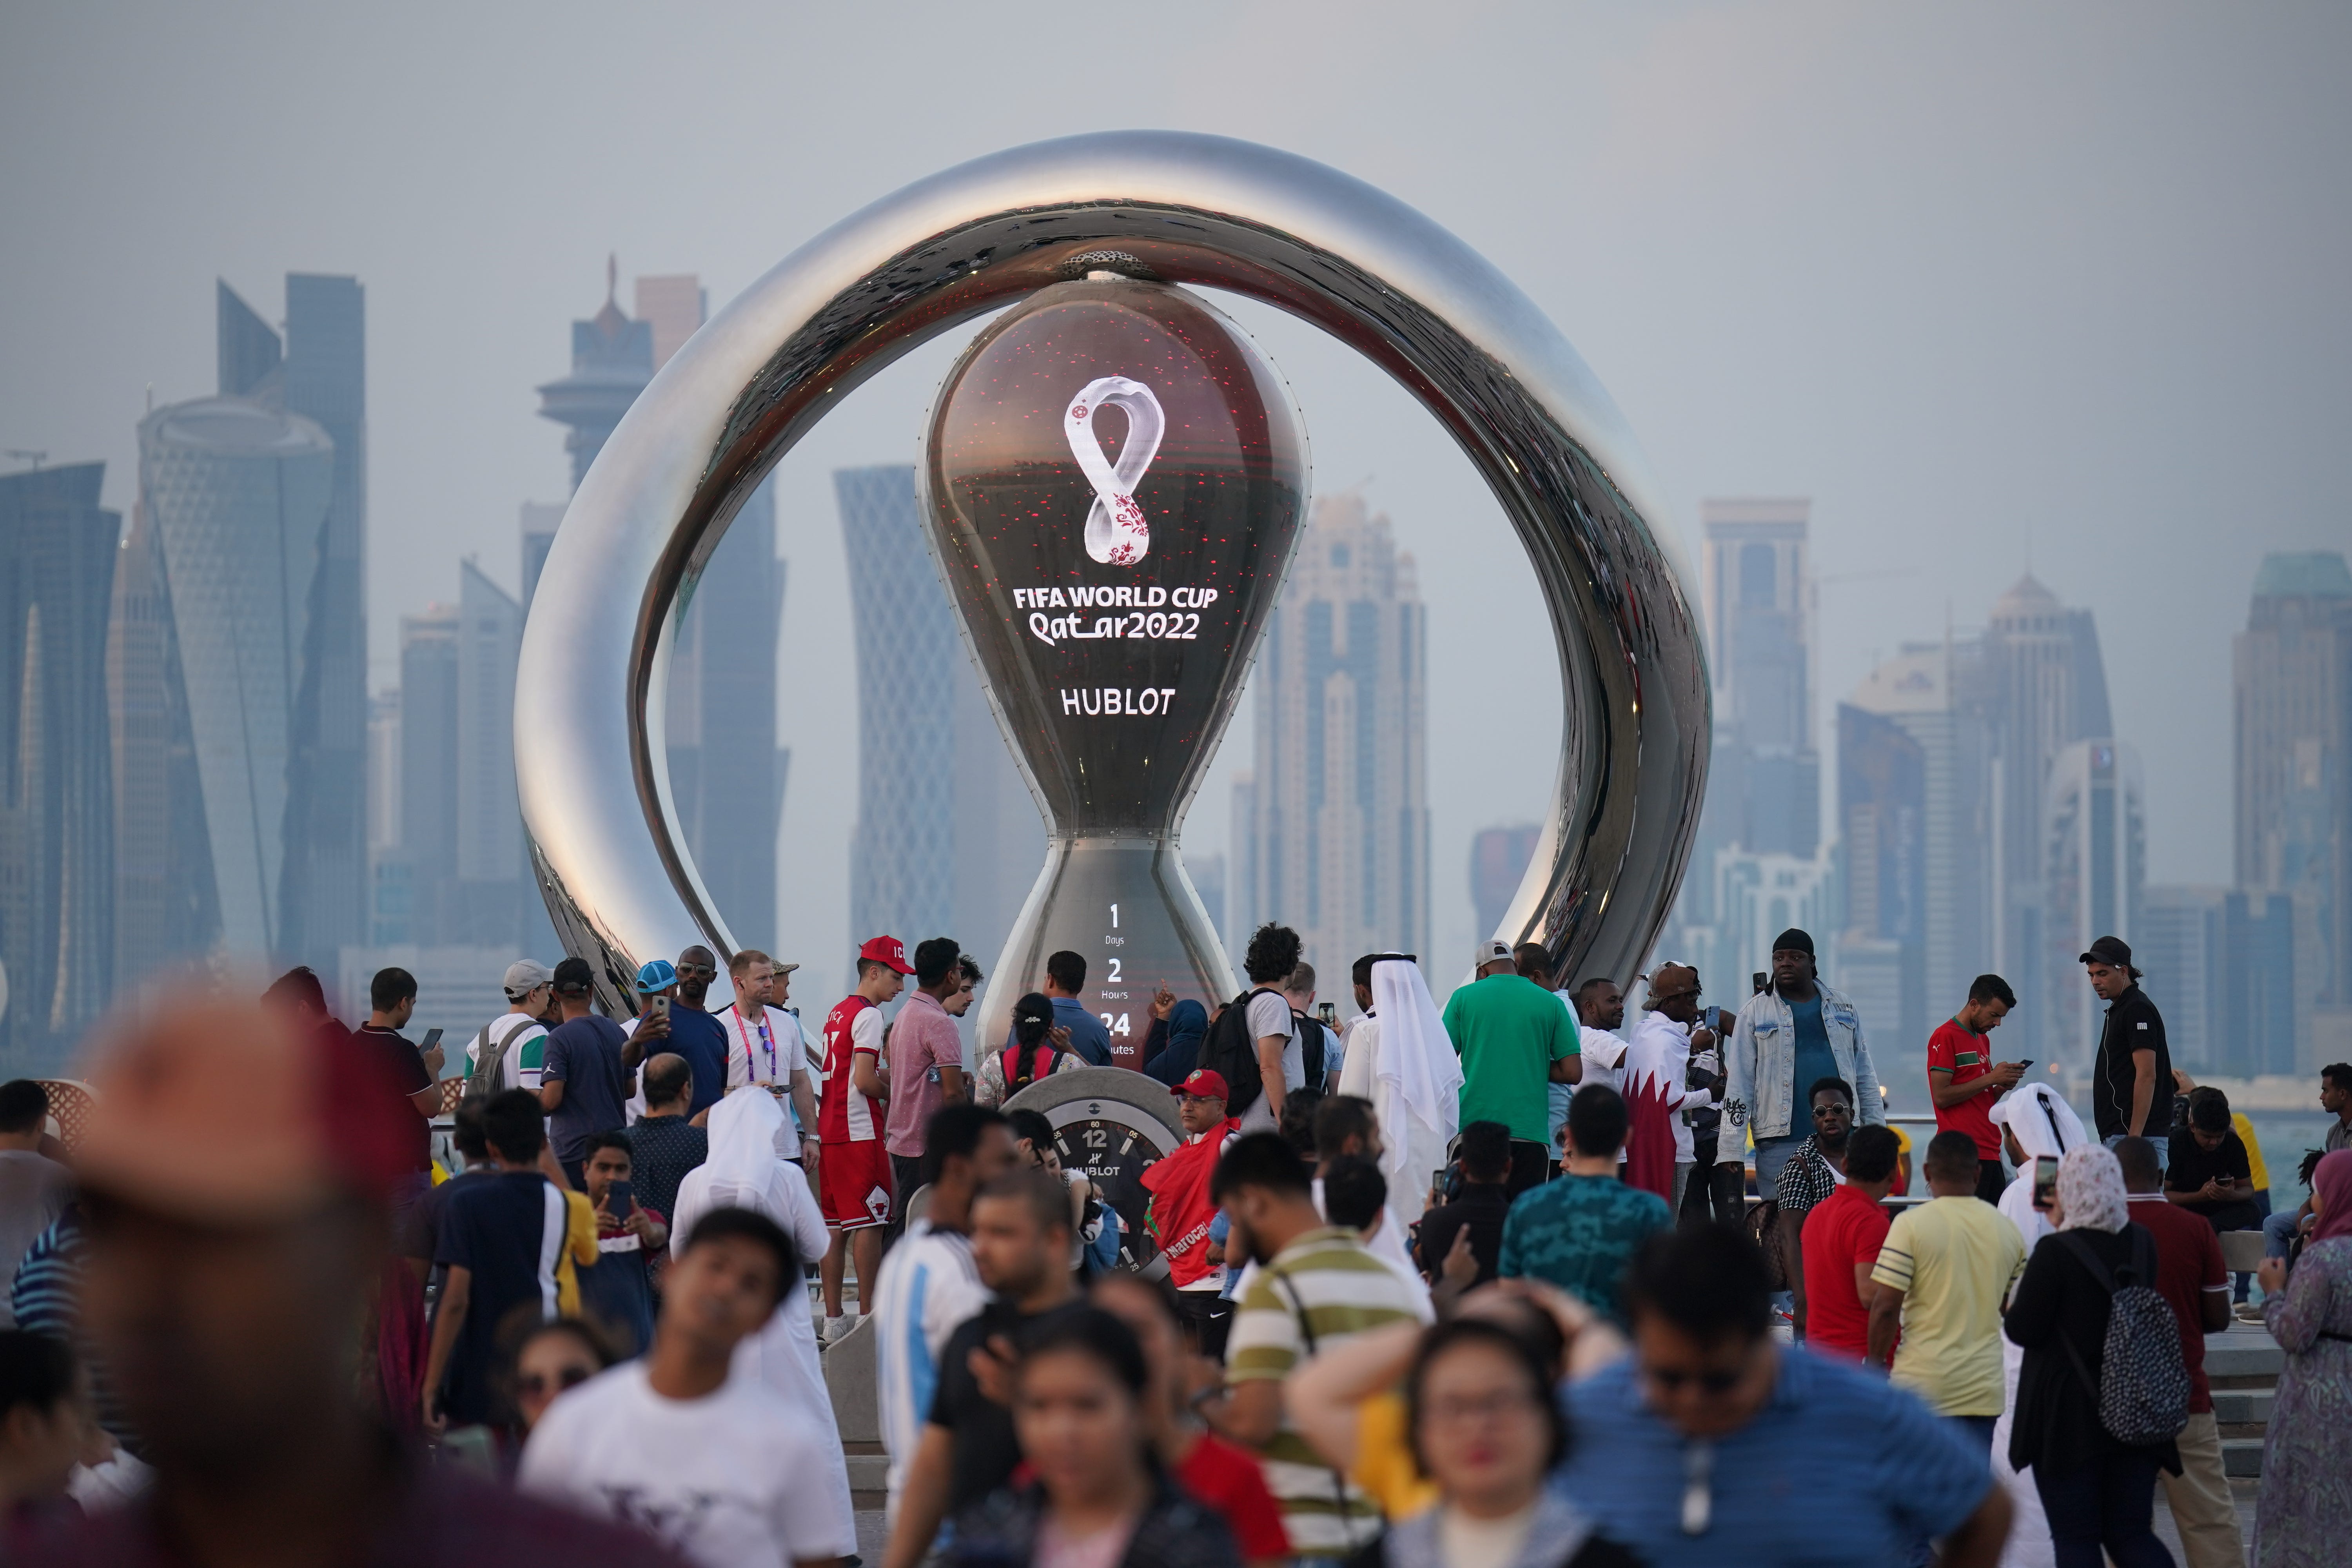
[{"x1": 1620, "y1": 1013, "x2": 1713, "y2": 1201}]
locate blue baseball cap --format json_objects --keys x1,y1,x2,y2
[{"x1": 634, "y1": 958, "x2": 679, "y2": 994}]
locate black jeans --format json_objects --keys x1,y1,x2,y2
[
  {"x1": 1506, "y1": 1140, "x2": 1555, "y2": 1200},
  {"x1": 1976, "y1": 1160, "x2": 2009, "y2": 1205},
  {"x1": 2032, "y1": 1451, "x2": 2172, "y2": 1568},
  {"x1": 1682, "y1": 1136, "x2": 1746, "y2": 1224}
]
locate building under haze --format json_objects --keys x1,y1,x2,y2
[
  {"x1": 1837, "y1": 641, "x2": 1993, "y2": 1047},
  {"x1": 536, "y1": 260, "x2": 655, "y2": 493},
  {"x1": 1469, "y1": 824, "x2": 1542, "y2": 949},
  {"x1": 837, "y1": 465, "x2": 1042, "y2": 993},
  {"x1": 2041, "y1": 739, "x2": 2146, "y2": 1061},
  {"x1": 136, "y1": 395, "x2": 336, "y2": 962},
  {"x1": 2235, "y1": 550, "x2": 2352, "y2": 1066},
  {"x1": 1233, "y1": 494, "x2": 1431, "y2": 979},
  {"x1": 0, "y1": 463, "x2": 119, "y2": 1072}
]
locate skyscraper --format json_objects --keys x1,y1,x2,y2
[
  {"x1": 1974, "y1": 574, "x2": 2114, "y2": 1062},
  {"x1": 275, "y1": 274, "x2": 370, "y2": 975},
  {"x1": 2234, "y1": 551, "x2": 2352, "y2": 1018},
  {"x1": 386, "y1": 603, "x2": 457, "y2": 946},
  {"x1": 1699, "y1": 499, "x2": 1818, "y2": 858},
  {"x1": 2042, "y1": 738, "x2": 2145, "y2": 1061},
  {"x1": 1837, "y1": 641, "x2": 1994, "y2": 1044},
  {"x1": 836, "y1": 465, "x2": 1042, "y2": 984},
  {"x1": 536, "y1": 259, "x2": 653, "y2": 492},
  {"x1": 136, "y1": 396, "x2": 335, "y2": 959},
  {"x1": 2138, "y1": 885, "x2": 2223, "y2": 1072},
  {"x1": 1237, "y1": 494, "x2": 1431, "y2": 978},
  {"x1": 0, "y1": 463, "x2": 119, "y2": 1071},
  {"x1": 108, "y1": 490, "x2": 216, "y2": 985}
]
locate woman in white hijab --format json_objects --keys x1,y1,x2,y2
[
  {"x1": 672, "y1": 1087, "x2": 857, "y2": 1556},
  {"x1": 1983, "y1": 1082, "x2": 2085, "y2": 1568}
]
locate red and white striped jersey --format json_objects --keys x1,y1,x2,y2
[{"x1": 819, "y1": 995, "x2": 887, "y2": 1143}]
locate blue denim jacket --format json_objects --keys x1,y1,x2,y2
[{"x1": 1722, "y1": 982, "x2": 1884, "y2": 1147}]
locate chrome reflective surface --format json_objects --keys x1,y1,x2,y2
[{"x1": 516, "y1": 129, "x2": 1710, "y2": 1013}]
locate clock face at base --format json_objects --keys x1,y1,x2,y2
[{"x1": 1044, "y1": 1098, "x2": 1183, "y2": 1270}]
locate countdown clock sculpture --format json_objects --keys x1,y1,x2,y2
[{"x1": 513, "y1": 131, "x2": 1711, "y2": 1038}]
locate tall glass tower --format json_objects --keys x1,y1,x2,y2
[{"x1": 0, "y1": 462, "x2": 120, "y2": 1071}]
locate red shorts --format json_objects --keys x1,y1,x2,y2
[{"x1": 819, "y1": 1139, "x2": 894, "y2": 1231}]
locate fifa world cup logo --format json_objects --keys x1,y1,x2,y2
[{"x1": 1066, "y1": 376, "x2": 1165, "y2": 566}]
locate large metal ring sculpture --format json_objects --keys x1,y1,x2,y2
[{"x1": 516, "y1": 130, "x2": 1710, "y2": 1012}]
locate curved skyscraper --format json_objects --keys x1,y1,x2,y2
[{"x1": 138, "y1": 397, "x2": 335, "y2": 958}]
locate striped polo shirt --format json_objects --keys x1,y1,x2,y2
[{"x1": 1226, "y1": 1226, "x2": 1422, "y2": 1555}]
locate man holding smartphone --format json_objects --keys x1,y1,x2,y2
[
  {"x1": 1927, "y1": 975, "x2": 2028, "y2": 1204},
  {"x1": 356, "y1": 966, "x2": 446, "y2": 1216}
]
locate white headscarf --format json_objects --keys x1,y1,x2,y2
[
  {"x1": 2056, "y1": 1144, "x2": 2129, "y2": 1234},
  {"x1": 1368, "y1": 958, "x2": 1463, "y2": 1219},
  {"x1": 1989, "y1": 1081, "x2": 2084, "y2": 1164}
]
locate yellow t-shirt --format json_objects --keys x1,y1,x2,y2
[
  {"x1": 1870, "y1": 1195, "x2": 2027, "y2": 1418},
  {"x1": 2233, "y1": 1113, "x2": 2270, "y2": 1192},
  {"x1": 1350, "y1": 1390, "x2": 1439, "y2": 1522},
  {"x1": 552, "y1": 1189, "x2": 599, "y2": 1317}
]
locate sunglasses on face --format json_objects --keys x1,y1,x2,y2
[
  {"x1": 1645, "y1": 1365, "x2": 1744, "y2": 1394},
  {"x1": 1812, "y1": 1103, "x2": 1853, "y2": 1120},
  {"x1": 677, "y1": 964, "x2": 717, "y2": 978},
  {"x1": 520, "y1": 1365, "x2": 595, "y2": 1397}
]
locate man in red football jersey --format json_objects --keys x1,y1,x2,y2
[{"x1": 818, "y1": 935, "x2": 911, "y2": 1341}]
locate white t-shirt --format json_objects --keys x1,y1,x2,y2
[
  {"x1": 519, "y1": 1361, "x2": 840, "y2": 1568},
  {"x1": 720, "y1": 1003, "x2": 810, "y2": 1146},
  {"x1": 464, "y1": 1011, "x2": 549, "y2": 1092},
  {"x1": 868, "y1": 1220, "x2": 991, "y2": 1507}
]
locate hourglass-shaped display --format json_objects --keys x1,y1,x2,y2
[{"x1": 922, "y1": 274, "x2": 1309, "y2": 1064}]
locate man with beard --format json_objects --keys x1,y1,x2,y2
[
  {"x1": 1776, "y1": 1078, "x2": 1862, "y2": 1343},
  {"x1": 1203, "y1": 1132, "x2": 1420, "y2": 1559},
  {"x1": 1721, "y1": 930, "x2": 1884, "y2": 1200},
  {"x1": 7, "y1": 994, "x2": 673, "y2": 1567},
  {"x1": 1621, "y1": 965, "x2": 1720, "y2": 1209}
]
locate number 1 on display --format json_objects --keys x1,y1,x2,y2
[{"x1": 1109, "y1": 903, "x2": 1118, "y2": 928}]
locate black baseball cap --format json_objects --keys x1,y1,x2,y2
[
  {"x1": 2079, "y1": 935, "x2": 2134, "y2": 971},
  {"x1": 552, "y1": 956, "x2": 597, "y2": 995}
]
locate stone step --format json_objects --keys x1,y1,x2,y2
[
  {"x1": 2203, "y1": 1336, "x2": 2284, "y2": 1380},
  {"x1": 2210, "y1": 1386, "x2": 2276, "y2": 1426},
  {"x1": 2221, "y1": 1436, "x2": 2267, "y2": 1478}
]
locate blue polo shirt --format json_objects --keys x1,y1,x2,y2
[{"x1": 1554, "y1": 1344, "x2": 1989, "y2": 1566}]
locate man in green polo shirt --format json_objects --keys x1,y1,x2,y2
[{"x1": 1441, "y1": 938, "x2": 1581, "y2": 1195}]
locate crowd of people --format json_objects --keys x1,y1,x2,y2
[{"x1": 0, "y1": 916, "x2": 2347, "y2": 1568}]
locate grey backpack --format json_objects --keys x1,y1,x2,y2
[
  {"x1": 464, "y1": 1016, "x2": 541, "y2": 1099},
  {"x1": 2057, "y1": 1229, "x2": 2190, "y2": 1448}
]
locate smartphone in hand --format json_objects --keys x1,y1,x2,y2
[
  {"x1": 2032, "y1": 1154, "x2": 2060, "y2": 1212},
  {"x1": 604, "y1": 1179, "x2": 634, "y2": 1217}
]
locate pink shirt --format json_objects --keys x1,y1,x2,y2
[{"x1": 884, "y1": 988, "x2": 965, "y2": 1157}]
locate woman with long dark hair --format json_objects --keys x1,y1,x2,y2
[
  {"x1": 949, "y1": 1305, "x2": 1241, "y2": 1568},
  {"x1": 977, "y1": 993, "x2": 1080, "y2": 1107}
]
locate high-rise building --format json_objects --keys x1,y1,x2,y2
[
  {"x1": 0, "y1": 463, "x2": 120, "y2": 1071},
  {"x1": 392, "y1": 603, "x2": 458, "y2": 943},
  {"x1": 1469, "y1": 825, "x2": 1541, "y2": 947},
  {"x1": 456, "y1": 563, "x2": 522, "y2": 890},
  {"x1": 1698, "y1": 499, "x2": 1818, "y2": 858},
  {"x1": 836, "y1": 465, "x2": 1042, "y2": 993},
  {"x1": 518, "y1": 502, "x2": 564, "y2": 615},
  {"x1": 536, "y1": 259, "x2": 653, "y2": 492},
  {"x1": 635, "y1": 275, "x2": 706, "y2": 375},
  {"x1": 1237, "y1": 494, "x2": 1431, "y2": 978},
  {"x1": 1981, "y1": 575, "x2": 2113, "y2": 1060},
  {"x1": 137, "y1": 396, "x2": 336, "y2": 959},
  {"x1": 2139, "y1": 885, "x2": 2224, "y2": 1072},
  {"x1": 2221, "y1": 891, "x2": 2299, "y2": 1077},
  {"x1": 2042, "y1": 738, "x2": 2145, "y2": 1062},
  {"x1": 2234, "y1": 551, "x2": 2352, "y2": 1019},
  {"x1": 109, "y1": 490, "x2": 217, "y2": 987},
  {"x1": 1837, "y1": 641, "x2": 1994, "y2": 1045},
  {"x1": 275, "y1": 275, "x2": 370, "y2": 976}
]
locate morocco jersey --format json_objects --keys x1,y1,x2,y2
[{"x1": 819, "y1": 996, "x2": 887, "y2": 1143}]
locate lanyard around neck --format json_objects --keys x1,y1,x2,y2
[{"x1": 732, "y1": 1007, "x2": 777, "y2": 1077}]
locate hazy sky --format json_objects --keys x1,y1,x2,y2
[{"x1": 6, "y1": 2, "x2": 2348, "y2": 1003}]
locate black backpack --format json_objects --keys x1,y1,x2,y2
[
  {"x1": 2056, "y1": 1229, "x2": 2191, "y2": 1448},
  {"x1": 1203, "y1": 987, "x2": 1285, "y2": 1115},
  {"x1": 1293, "y1": 1009, "x2": 1327, "y2": 1088}
]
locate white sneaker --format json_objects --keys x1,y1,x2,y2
[
  {"x1": 2234, "y1": 1301, "x2": 2265, "y2": 1324},
  {"x1": 821, "y1": 1314, "x2": 848, "y2": 1345}
]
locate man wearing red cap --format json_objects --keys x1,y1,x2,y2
[
  {"x1": 817, "y1": 935, "x2": 911, "y2": 1341},
  {"x1": 9, "y1": 993, "x2": 674, "y2": 1567},
  {"x1": 1142, "y1": 1068, "x2": 1241, "y2": 1356}
]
